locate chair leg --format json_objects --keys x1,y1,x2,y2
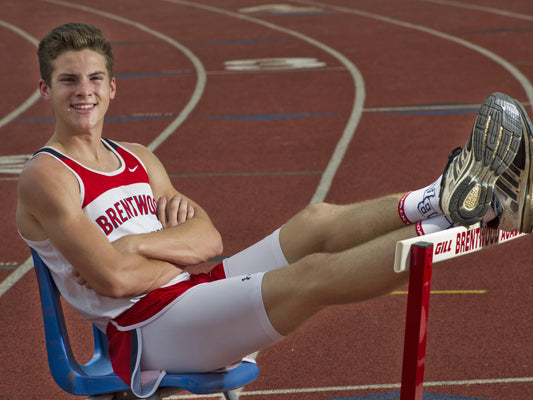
[{"x1": 223, "y1": 390, "x2": 239, "y2": 400}]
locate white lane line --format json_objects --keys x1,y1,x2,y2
[
  {"x1": 424, "y1": 0, "x2": 533, "y2": 22},
  {"x1": 165, "y1": 376, "x2": 533, "y2": 398},
  {"x1": 0, "y1": 258, "x2": 33, "y2": 298},
  {"x1": 0, "y1": 21, "x2": 40, "y2": 297},
  {"x1": 0, "y1": 154, "x2": 32, "y2": 174},
  {"x1": 0, "y1": 0, "x2": 206, "y2": 298},
  {"x1": 164, "y1": 0, "x2": 365, "y2": 205},
  {"x1": 44, "y1": 0, "x2": 206, "y2": 152},
  {"x1": 163, "y1": 0, "x2": 364, "y2": 368},
  {"x1": 295, "y1": 0, "x2": 533, "y2": 108},
  {"x1": 0, "y1": 21, "x2": 40, "y2": 129}
]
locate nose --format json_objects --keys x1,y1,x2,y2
[{"x1": 76, "y1": 78, "x2": 93, "y2": 97}]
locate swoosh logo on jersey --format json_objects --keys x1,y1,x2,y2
[{"x1": 129, "y1": 166, "x2": 138, "y2": 173}]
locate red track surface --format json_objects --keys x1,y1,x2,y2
[{"x1": 1, "y1": 1, "x2": 533, "y2": 399}]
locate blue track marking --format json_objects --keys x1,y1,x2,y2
[
  {"x1": 377, "y1": 109, "x2": 477, "y2": 115},
  {"x1": 197, "y1": 112, "x2": 342, "y2": 121},
  {"x1": 114, "y1": 71, "x2": 191, "y2": 79},
  {"x1": 191, "y1": 38, "x2": 284, "y2": 45}
]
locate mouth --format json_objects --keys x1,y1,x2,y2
[{"x1": 71, "y1": 104, "x2": 96, "y2": 111}]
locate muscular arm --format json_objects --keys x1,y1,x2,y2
[
  {"x1": 107, "y1": 142, "x2": 223, "y2": 267},
  {"x1": 17, "y1": 155, "x2": 182, "y2": 298}
]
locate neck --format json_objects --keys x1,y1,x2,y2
[{"x1": 47, "y1": 133, "x2": 118, "y2": 171}]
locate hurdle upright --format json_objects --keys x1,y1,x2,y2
[
  {"x1": 400, "y1": 241, "x2": 433, "y2": 400},
  {"x1": 394, "y1": 223, "x2": 524, "y2": 400}
]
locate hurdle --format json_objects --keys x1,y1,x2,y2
[{"x1": 394, "y1": 223, "x2": 525, "y2": 400}]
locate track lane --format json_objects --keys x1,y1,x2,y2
[{"x1": 1, "y1": 1, "x2": 532, "y2": 399}]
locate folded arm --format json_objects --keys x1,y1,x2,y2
[
  {"x1": 114, "y1": 143, "x2": 223, "y2": 266},
  {"x1": 17, "y1": 153, "x2": 185, "y2": 298}
]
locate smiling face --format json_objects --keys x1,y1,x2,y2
[{"x1": 39, "y1": 49, "x2": 116, "y2": 136}]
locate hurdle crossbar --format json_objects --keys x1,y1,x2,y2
[
  {"x1": 395, "y1": 223, "x2": 526, "y2": 400},
  {"x1": 394, "y1": 223, "x2": 524, "y2": 273}
]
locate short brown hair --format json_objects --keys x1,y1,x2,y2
[{"x1": 38, "y1": 23, "x2": 114, "y2": 86}]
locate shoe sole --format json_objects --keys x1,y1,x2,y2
[
  {"x1": 508, "y1": 99, "x2": 533, "y2": 232},
  {"x1": 446, "y1": 93, "x2": 523, "y2": 226}
]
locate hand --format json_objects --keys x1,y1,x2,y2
[{"x1": 156, "y1": 194, "x2": 195, "y2": 228}]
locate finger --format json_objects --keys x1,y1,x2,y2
[
  {"x1": 156, "y1": 196, "x2": 168, "y2": 228},
  {"x1": 166, "y1": 195, "x2": 182, "y2": 227},
  {"x1": 177, "y1": 197, "x2": 189, "y2": 224},
  {"x1": 187, "y1": 205, "x2": 195, "y2": 220}
]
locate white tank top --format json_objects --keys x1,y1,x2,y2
[{"x1": 20, "y1": 139, "x2": 186, "y2": 331}]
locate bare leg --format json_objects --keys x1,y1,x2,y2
[
  {"x1": 263, "y1": 223, "x2": 415, "y2": 335},
  {"x1": 279, "y1": 193, "x2": 407, "y2": 263}
]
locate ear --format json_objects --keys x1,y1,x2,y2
[
  {"x1": 38, "y1": 79, "x2": 50, "y2": 100},
  {"x1": 109, "y1": 76, "x2": 117, "y2": 100}
]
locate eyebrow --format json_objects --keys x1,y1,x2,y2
[{"x1": 57, "y1": 71, "x2": 107, "y2": 79}]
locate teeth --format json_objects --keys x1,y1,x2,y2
[{"x1": 72, "y1": 104, "x2": 95, "y2": 110}]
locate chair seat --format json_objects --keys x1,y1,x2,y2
[{"x1": 161, "y1": 362, "x2": 260, "y2": 395}]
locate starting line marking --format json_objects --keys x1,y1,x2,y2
[
  {"x1": 0, "y1": 154, "x2": 32, "y2": 174},
  {"x1": 0, "y1": 262, "x2": 18, "y2": 269},
  {"x1": 238, "y1": 4, "x2": 324, "y2": 14},
  {"x1": 224, "y1": 57, "x2": 326, "y2": 71}
]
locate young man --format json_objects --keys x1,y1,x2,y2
[{"x1": 16, "y1": 23, "x2": 533, "y2": 397}]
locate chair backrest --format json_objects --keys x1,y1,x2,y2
[
  {"x1": 30, "y1": 248, "x2": 260, "y2": 397},
  {"x1": 30, "y1": 248, "x2": 130, "y2": 394}
]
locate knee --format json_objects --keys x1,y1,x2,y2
[
  {"x1": 299, "y1": 202, "x2": 336, "y2": 226},
  {"x1": 280, "y1": 202, "x2": 339, "y2": 262},
  {"x1": 300, "y1": 202, "x2": 339, "y2": 245}
]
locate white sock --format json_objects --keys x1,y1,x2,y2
[
  {"x1": 398, "y1": 176, "x2": 443, "y2": 224},
  {"x1": 415, "y1": 215, "x2": 455, "y2": 236}
]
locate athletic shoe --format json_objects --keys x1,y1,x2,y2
[
  {"x1": 494, "y1": 98, "x2": 533, "y2": 233},
  {"x1": 440, "y1": 92, "x2": 523, "y2": 226}
]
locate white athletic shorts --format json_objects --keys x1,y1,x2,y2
[{"x1": 140, "y1": 228, "x2": 288, "y2": 373}]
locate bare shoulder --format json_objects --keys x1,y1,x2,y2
[
  {"x1": 117, "y1": 141, "x2": 151, "y2": 157},
  {"x1": 117, "y1": 141, "x2": 167, "y2": 172},
  {"x1": 19, "y1": 154, "x2": 76, "y2": 196},
  {"x1": 17, "y1": 154, "x2": 81, "y2": 240}
]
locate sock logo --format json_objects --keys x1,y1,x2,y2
[{"x1": 417, "y1": 182, "x2": 439, "y2": 219}]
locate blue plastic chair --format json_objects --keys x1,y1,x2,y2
[{"x1": 30, "y1": 248, "x2": 260, "y2": 400}]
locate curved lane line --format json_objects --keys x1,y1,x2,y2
[
  {"x1": 44, "y1": 0, "x2": 206, "y2": 152},
  {"x1": 165, "y1": 0, "x2": 366, "y2": 205},
  {"x1": 0, "y1": 22, "x2": 41, "y2": 298},
  {"x1": 164, "y1": 0, "x2": 364, "y2": 367},
  {"x1": 1, "y1": 1, "x2": 206, "y2": 298},
  {"x1": 0, "y1": 258, "x2": 34, "y2": 298},
  {"x1": 424, "y1": 0, "x2": 533, "y2": 23},
  {"x1": 0, "y1": 21, "x2": 40, "y2": 129},
  {"x1": 295, "y1": 0, "x2": 533, "y2": 106}
]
